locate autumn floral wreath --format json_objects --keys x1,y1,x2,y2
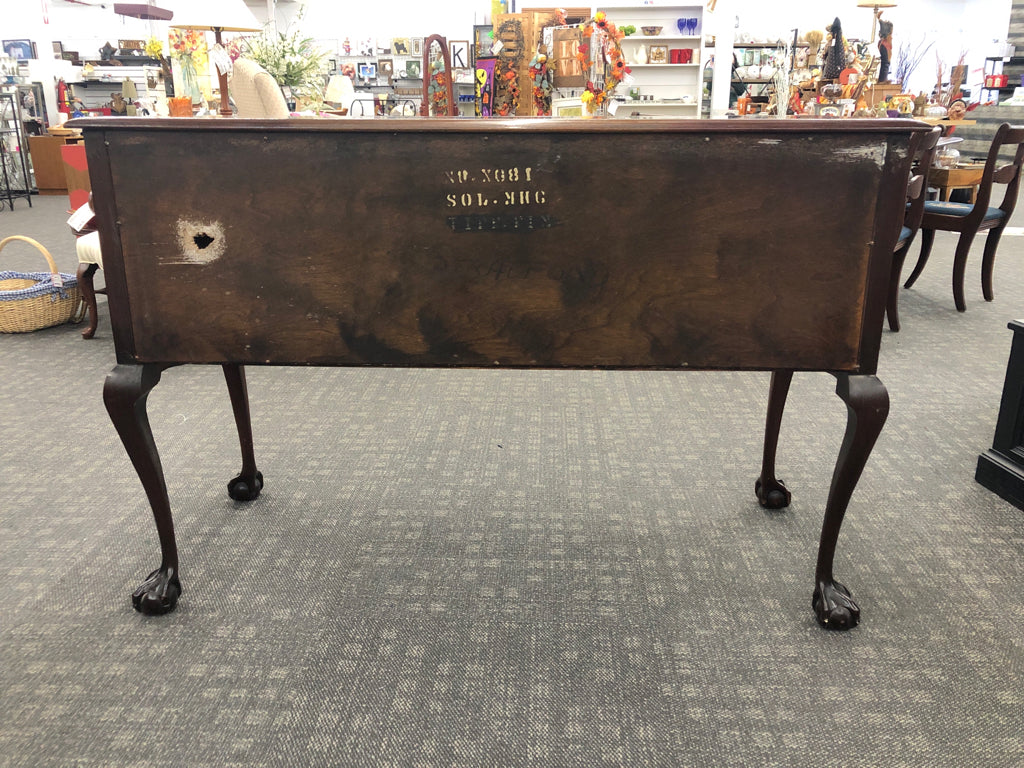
[{"x1": 576, "y1": 12, "x2": 631, "y2": 114}]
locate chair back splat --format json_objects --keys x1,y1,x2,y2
[
  {"x1": 904, "y1": 123, "x2": 1024, "y2": 312},
  {"x1": 887, "y1": 125, "x2": 941, "y2": 332}
]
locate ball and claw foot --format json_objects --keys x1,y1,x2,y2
[
  {"x1": 813, "y1": 579, "x2": 860, "y2": 630},
  {"x1": 227, "y1": 470, "x2": 263, "y2": 501},
  {"x1": 131, "y1": 568, "x2": 181, "y2": 615},
  {"x1": 755, "y1": 476, "x2": 792, "y2": 509}
]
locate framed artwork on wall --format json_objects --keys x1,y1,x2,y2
[
  {"x1": 411, "y1": 37, "x2": 424, "y2": 56},
  {"x1": 358, "y1": 62, "x2": 377, "y2": 84},
  {"x1": 392, "y1": 38, "x2": 410, "y2": 56},
  {"x1": 378, "y1": 58, "x2": 394, "y2": 82},
  {"x1": 2, "y1": 40, "x2": 34, "y2": 60},
  {"x1": 405, "y1": 60, "x2": 422, "y2": 79}
]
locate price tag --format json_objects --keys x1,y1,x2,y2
[{"x1": 209, "y1": 44, "x2": 231, "y2": 77}]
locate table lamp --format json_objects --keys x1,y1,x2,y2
[
  {"x1": 324, "y1": 74, "x2": 354, "y2": 110},
  {"x1": 856, "y1": 2, "x2": 897, "y2": 43},
  {"x1": 170, "y1": 0, "x2": 262, "y2": 117}
]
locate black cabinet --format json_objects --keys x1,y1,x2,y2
[{"x1": 976, "y1": 320, "x2": 1024, "y2": 509}]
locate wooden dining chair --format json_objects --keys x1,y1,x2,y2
[
  {"x1": 903, "y1": 122, "x2": 1024, "y2": 312},
  {"x1": 887, "y1": 126, "x2": 941, "y2": 332}
]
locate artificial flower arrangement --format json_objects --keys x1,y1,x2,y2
[
  {"x1": 528, "y1": 53, "x2": 553, "y2": 116},
  {"x1": 495, "y1": 60, "x2": 520, "y2": 116},
  {"x1": 144, "y1": 37, "x2": 164, "y2": 60},
  {"x1": 427, "y1": 53, "x2": 451, "y2": 115},
  {"x1": 576, "y1": 12, "x2": 631, "y2": 114},
  {"x1": 242, "y1": 17, "x2": 326, "y2": 106}
]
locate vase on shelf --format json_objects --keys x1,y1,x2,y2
[
  {"x1": 280, "y1": 85, "x2": 296, "y2": 111},
  {"x1": 633, "y1": 45, "x2": 648, "y2": 65}
]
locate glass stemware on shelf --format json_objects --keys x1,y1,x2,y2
[{"x1": 676, "y1": 17, "x2": 699, "y2": 36}]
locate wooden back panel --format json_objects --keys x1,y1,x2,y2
[{"x1": 74, "y1": 118, "x2": 923, "y2": 372}]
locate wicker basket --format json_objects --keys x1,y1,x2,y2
[{"x1": 0, "y1": 236, "x2": 85, "y2": 333}]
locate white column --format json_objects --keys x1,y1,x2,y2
[{"x1": 709, "y1": 0, "x2": 735, "y2": 116}]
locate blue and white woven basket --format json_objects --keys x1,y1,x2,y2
[{"x1": 0, "y1": 236, "x2": 84, "y2": 333}]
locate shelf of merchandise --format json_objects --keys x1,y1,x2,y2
[
  {"x1": 0, "y1": 91, "x2": 34, "y2": 210},
  {"x1": 69, "y1": 66, "x2": 160, "y2": 114},
  {"x1": 982, "y1": 56, "x2": 1018, "y2": 102},
  {"x1": 595, "y1": 3, "x2": 704, "y2": 118}
]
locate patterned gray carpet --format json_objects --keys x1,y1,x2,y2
[{"x1": 1, "y1": 195, "x2": 1022, "y2": 767}]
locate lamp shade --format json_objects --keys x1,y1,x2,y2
[
  {"x1": 168, "y1": 0, "x2": 261, "y2": 31},
  {"x1": 114, "y1": 3, "x2": 174, "y2": 20},
  {"x1": 324, "y1": 74, "x2": 354, "y2": 104}
]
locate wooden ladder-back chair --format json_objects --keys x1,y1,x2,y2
[
  {"x1": 420, "y1": 35, "x2": 457, "y2": 117},
  {"x1": 887, "y1": 126, "x2": 942, "y2": 332},
  {"x1": 903, "y1": 122, "x2": 1024, "y2": 312}
]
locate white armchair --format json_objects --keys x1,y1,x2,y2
[{"x1": 230, "y1": 58, "x2": 290, "y2": 118}]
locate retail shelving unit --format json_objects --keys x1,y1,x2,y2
[
  {"x1": 596, "y1": 3, "x2": 704, "y2": 118},
  {"x1": 0, "y1": 91, "x2": 33, "y2": 210},
  {"x1": 982, "y1": 56, "x2": 1018, "y2": 103}
]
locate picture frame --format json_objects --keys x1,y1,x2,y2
[
  {"x1": 378, "y1": 58, "x2": 394, "y2": 82},
  {"x1": 405, "y1": 60, "x2": 422, "y2": 79},
  {"x1": 449, "y1": 40, "x2": 470, "y2": 69},
  {"x1": 392, "y1": 38, "x2": 410, "y2": 56},
  {"x1": 358, "y1": 62, "x2": 377, "y2": 83},
  {"x1": 648, "y1": 45, "x2": 668, "y2": 64},
  {"x1": 473, "y1": 25, "x2": 494, "y2": 58},
  {"x1": 555, "y1": 103, "x2": 583, "y2": 117},
  {"x1": 2, "y1": 40, "x2": 34, "y2": 60},
  {"x1": 52, "y1": 41, "x2": 64, "y2": 59},
  {"x1": 411, "y1": 37, "x2": 424, "y2": 57}
]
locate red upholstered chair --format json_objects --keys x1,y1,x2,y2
[
  {"x1": 902, "y1": 123, "x2": 1024, "y2": 312},
  {"x1": 887, "y1": 126, "x2": 941, "y2": 332}
]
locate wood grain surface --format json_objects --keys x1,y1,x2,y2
[{"x1": 75, "y1": 118, "x2": 922, "y2": 371}]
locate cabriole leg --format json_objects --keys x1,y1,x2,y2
[
  {"x1": 223, "y1": 364, "x2": 263, "y2": 501},
  {"x1": 756, "y1": 370, "x2": 794, "y2": 509},
  {"x1": 103, "y1": 363, "x2": 181, "y2": 615},
  {"x1": 813, "y1": 374, "x2": 889, "y2": 630}
]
